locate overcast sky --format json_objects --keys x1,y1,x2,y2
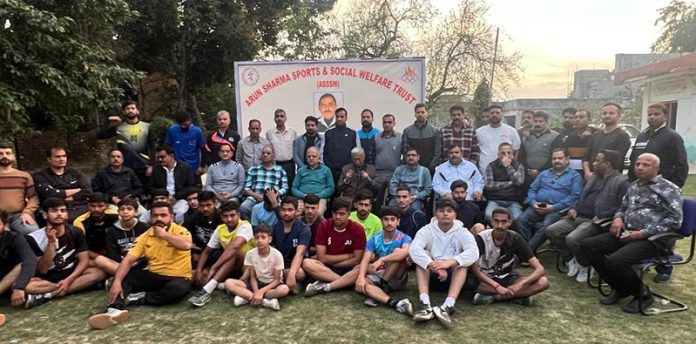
[{"x1": 436, "y1": 0, "x2": 672, "y2": 99}]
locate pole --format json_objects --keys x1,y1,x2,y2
[{"x1": 489, "y1": 27, "x2": 499, "y2": 105}]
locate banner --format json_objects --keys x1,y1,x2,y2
[{"x1": 234, "y1": 58, "x2": 426, "y2": 135}]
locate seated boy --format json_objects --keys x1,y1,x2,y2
[
  {"x1": 189, "y1": 200, "x2": 255, "y2": 307},
  {"x1": 0, "y1": 210, "x2": 38, "y2": 309},
  {"x1": 24, "y1": 198, "x2": 107, "y2": 308},
  {"x1": 225, "y1": 224, "x2": 289, "y2": 310},
  {"x1": 271, "y1": 196, "x2": 310, "y2": 292},
  {"x1": 93, "y1": 197, "x2": 149, "y2": 276},
  {"x1": 470, "y1": 208, "x2": 549, "y2": 306},
  {"x1": 408, "y1": 198, "x2": 479, "y2": 328},
  {"x1": 87, "y1": 201, "x2": 192, "y2": 329},
  {"x1": 355, "y1": 206, "x2": 413, "y2": 316},
  {"x1": 303, "y1": 197, "x2": 366, "y2": 297}
]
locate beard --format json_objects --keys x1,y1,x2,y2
[{"x1": 0, "y1": 158, "x2": 12, "y2": 166}]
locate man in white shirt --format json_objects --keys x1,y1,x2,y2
[
  {"x1": 475, "y1": 105, "x2": 521, "y2": 172},
  {"x1": 266, "y1": 109, "x2": 297, "y2": 186}
]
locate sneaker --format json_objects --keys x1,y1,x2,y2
[
  {"x1": 188, "y1": 289, "x2": 212, "y2": 307},
  {"x1": 510, "y1": 296, "x2": 534, "y2": 306},
  {"x1": 413, "y1": 302, "x2": 434, "y2": 322},
  {"x1": 575, "y1": 266, "x2": 589, "y2": 283},
  {"x1": 599, "y1": 290, "x2": 630, "y2": 305},
  {"x1": 304, "y1": 281, "x2": 327, "y2": 297},
  {"x1": 395, "y1": 298, "x2": 413, "y2": 316},
  {"x1": 261, "y1": 298, "x2": 280, "y2": 311},
  {"x1": 233, "y1": 295, "x2": 249, "y2": 307},
  {"x1": 125, "y1": 292, "x2": 147, "y2": 306},
  {"x1": 25, "y1": 293, "x2": 50, "y2": 309},
  {"x1": 653, "y1": 273, "x2": 671, "y2": 283},
  {"x1": 88, "y1": 308, "x2": 130, "y2": 330},
  {"x1": 363, "y1": 298, "x2": 378, "y2": 307},
  {"x1": 566, "y1": 257, "x2": 579, "y2": 277},
  {"x1": 105, "y1": 277, "x2": 114, "y2": 291},
  {"x1": 622, "y1": 292, "x2": 655, "y2": 314},
  {"x1": 433, "y1": 305, "x2": 454, "y2": 328},
  {"x1": 0, "y1": 313, "x2": 6, "y2": 327},
  {"x1": 472, "y1": 292, "x2": 496, "y2": 306}
]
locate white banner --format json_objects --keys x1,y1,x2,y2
[{"x1": 234, "y1": 58, "x2": 426, "y2": 135}]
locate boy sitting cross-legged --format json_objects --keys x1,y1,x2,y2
[
  {"x1": 225, "y1": 224, "x2": 289, "y2": 310},
  {"x1": 355, "y1": 206, "x2": 413, "y2": 316}
]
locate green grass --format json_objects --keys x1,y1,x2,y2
[
  {"x1": 3, "y1": 176, "x2": 696, "y2": 343},
  {"x1": 2, "y1": 242, "x2": 696, "y2": 343}
]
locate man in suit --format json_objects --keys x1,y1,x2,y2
[{"x1": 148, "y1": 146, "x2": 196, "y2": 219}]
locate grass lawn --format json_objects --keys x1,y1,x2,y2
[{"x1": 2, "y1": 176, "x2": 696, "y2": 343}]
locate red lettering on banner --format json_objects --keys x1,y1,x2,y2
[
  {"x1": 358, "y1": 70, "x2": 394, "y2": 90},
  {"x1": 317, "y1": 80, "x2": 339, "y2": 88},
  {"x1": 244, "y1": 88, "x2": 264, "y2": 107},
  {"x1": 329, "y1": 66, "x2": 357, "y2": 77},
  {"x1": 262, "y1": 74, "x2": 291, "y2": 93},
  {"x1": 392, "y1": 83, "x2": 417, "y2": 104},
  {"x1": 291, "y1": 67, "x2": 322, "y2": 80}
]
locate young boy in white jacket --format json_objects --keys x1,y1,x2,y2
[{"x1": 409, "y1": 198, "x2": 479, "y2": 328}]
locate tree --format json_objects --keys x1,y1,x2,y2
[
  {"x1": 652, "y1": 0, "x2": 696, "y2": 53},
  {"x1": 0, "y1": 0, "x2": 141, "y2": 139},
  {"x1": 470, "y1": 79, "x2": 491, "y2": 126},
  {"x1": 420, "y1": 0, "x2": 521, "y2": 109}
]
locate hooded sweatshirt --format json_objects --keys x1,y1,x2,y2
[{"x1": 408, "y1": 218, "x2": 479, "y2": 269}]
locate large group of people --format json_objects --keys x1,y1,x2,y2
[{"x1": 0, "y1": 100, "x2": 689, "y2": 330}]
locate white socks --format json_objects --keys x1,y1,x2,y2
[
  {"x1": 203, "y1": 279, "x2": 218, "y2": 294},
  {"x1": 443, "y1": 297, "x2": 455, "y2": 308},
  {"x1": 420, "y1": 293, "x2": 430, "y2": 306}
]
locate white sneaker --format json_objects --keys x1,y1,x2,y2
[
  {"x1": 576, "y1": 265, "x2": 589, "y2": 283},
  {"x1": 363, "y1": 298, "x2": 378, "y2": 307},
  {"x1": 262, "y1": 298, "x2": 280, "y2": 311},
  {"x1": 566, "y1": 257, "x2": 578, "y2": 277},
  {"x1": 233, "y1": 295, "x2": 249, "y2": 307},
  {"x1": 87, "y1": 308, "x2": 130, "y2": 330}
]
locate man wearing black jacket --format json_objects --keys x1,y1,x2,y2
[
  {"x1": 0, "y1": 210, "x2": 38, "y2": 309},
  {"x1": 92, "y1": 149, "x2": 144, "y2": 206},
  {"x1": 323, "y1": 108, "x2": 360, "y2": 184},
  {"x1": 629, "y1": 103, "x2": 688, "y2": 187},
  {"x1": 32, "y1": 147, "x2": 92, "y2": 222},
  {"x1": 148, "y1": 146, "x2": 196, "y2": 219}
]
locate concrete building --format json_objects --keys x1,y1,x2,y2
[{"x1": 615, "y1": 53, "x2": 696, "y2": 172}]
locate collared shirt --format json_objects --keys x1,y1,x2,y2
[
  {"x1": 440, "y1": 124, "x2": 480, "y2": 164},
  {"x1": 432, "y1": 160, "x2": 484, "y2": 199},
  {"x1": 236, "y1": 136, "x2": 271, "y2": 171},
  {"x1": 374, "y1": 131, "x2": 403, "y2": 171},
  {"x1": 165, "y1": 162, "x2": 177, "y2": 195},
  {"x1": 266, "y1": 127, "x2": 297, "y2": 162},
  {"x1": 128, "y1": 223, "x2": 192, "y2": 278},
  {"x1": 244, "y1": 164, "x2": 289, "y2": 200},
  {"x1": 616, "y1": 175, "x2": 683, "y2": 238},
  {"x1": 527, "y1": 166, "x2": 583, "y2": 211}
]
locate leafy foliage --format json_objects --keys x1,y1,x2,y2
[
  {"x1": 0, "y1": 0, "x2": 141, "y2": 139},
  {"x1": 653, "y1": 0, "x2": 696, "y2": 53},
  {"x1": 470, "y1": 79, "x2": 491, "y2": 126}
]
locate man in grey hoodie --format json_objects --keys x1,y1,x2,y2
[{"x1": 408, "y1": 198, "x2": 479, "y2": 328}]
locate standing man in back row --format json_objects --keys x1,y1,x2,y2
[
  {"x1": 266, "y1": 109, "x2": 297, "y2": 186},
  {"x1": 204, "y1": 110, "x2": 241, "y2": 167},
  {"x1": 476, "y1": 105, "x2": 521, "y2": 173},
  {"x1": 440, "y1": 105, "x2": 479, "y2": 165},
  {"x1": 323, "y1": 108, "x2": 360, "y2": 184},
  {"x1": 582, "y1": 103, "x2": 631, "y2": 180},
  {"x1": 403, "y1": 103, "x2": 441, "y2": 173},
  {"x1": 165, "y1": 110, "x2": 206, "y2": 177},
  {"x1": 97, "y1": 100, "x2": 157, "y2": 186}
]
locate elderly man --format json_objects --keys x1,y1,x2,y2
[
  {"x1": 240, "y1": 145, "x2": 288, "y2": 220},
  {"x1": 432, "y1": 146, "x2": 484, "y2": 202},
  {"x1": 336, "y1": 147, "x2": 378, "y2": 198},
  {"x1": 545, "y1": 149, "x2": 628, "y2": 283},
  {"x1": 515, "y1": 148, "x2": 582, "y2": 253},
  {"x1": 292, "y1": 147, "x2": 334, "y2": 215},
  {"x1": 581, "y1": 153, "x2": 682, "y2": 314}
]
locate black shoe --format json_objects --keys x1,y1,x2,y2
[
  {"x1": 653, "y1": 273, "x2": 671, "y2": 283},
  {"x1": 622, "y1": 292, "x2": 655, "y2": 314},
  {"x1": 599, "y1": 290, "x2": 630, "y2": 305}
]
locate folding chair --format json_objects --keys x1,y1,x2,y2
[{"x1": 636, "y1": 198, "x2": 696, "y2": 315}]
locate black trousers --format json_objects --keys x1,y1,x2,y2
[
  {"x1": 110, "y1": 268, "x2": 191, "y2": 309},
  {"x1": 581, "y1": 232, "x2": 657, "y2": 297},
  {"x1": 277, "y1": 160, "x2": 296, "y2": 188}
]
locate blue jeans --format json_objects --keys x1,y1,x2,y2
[
  {"x1": 484, "y1": 200, "x2": 523, "y2": 223},
  {"x1": 515, "y1": 207, "x2": 563, "y2": 252}
]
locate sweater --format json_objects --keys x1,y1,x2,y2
[
  {"x1": 292, "y1": 163, "x2": 335, "y2": 199},
  {"x1": 0, "y1": 168, "x2": 39, "y2": 215},
  {"x1": 388, "y1": 164, "x2": 432, "y2": 200},
  {"x1": 402, "y1": 121, "x2": 442, "y2": 170},
  {"x1": 408, "y1": 218, "x2": 479, "y2": 269}
]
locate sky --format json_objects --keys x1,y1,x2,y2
[{"x1": 435, "y1": 0, "x2": 673, "y2": 99}]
